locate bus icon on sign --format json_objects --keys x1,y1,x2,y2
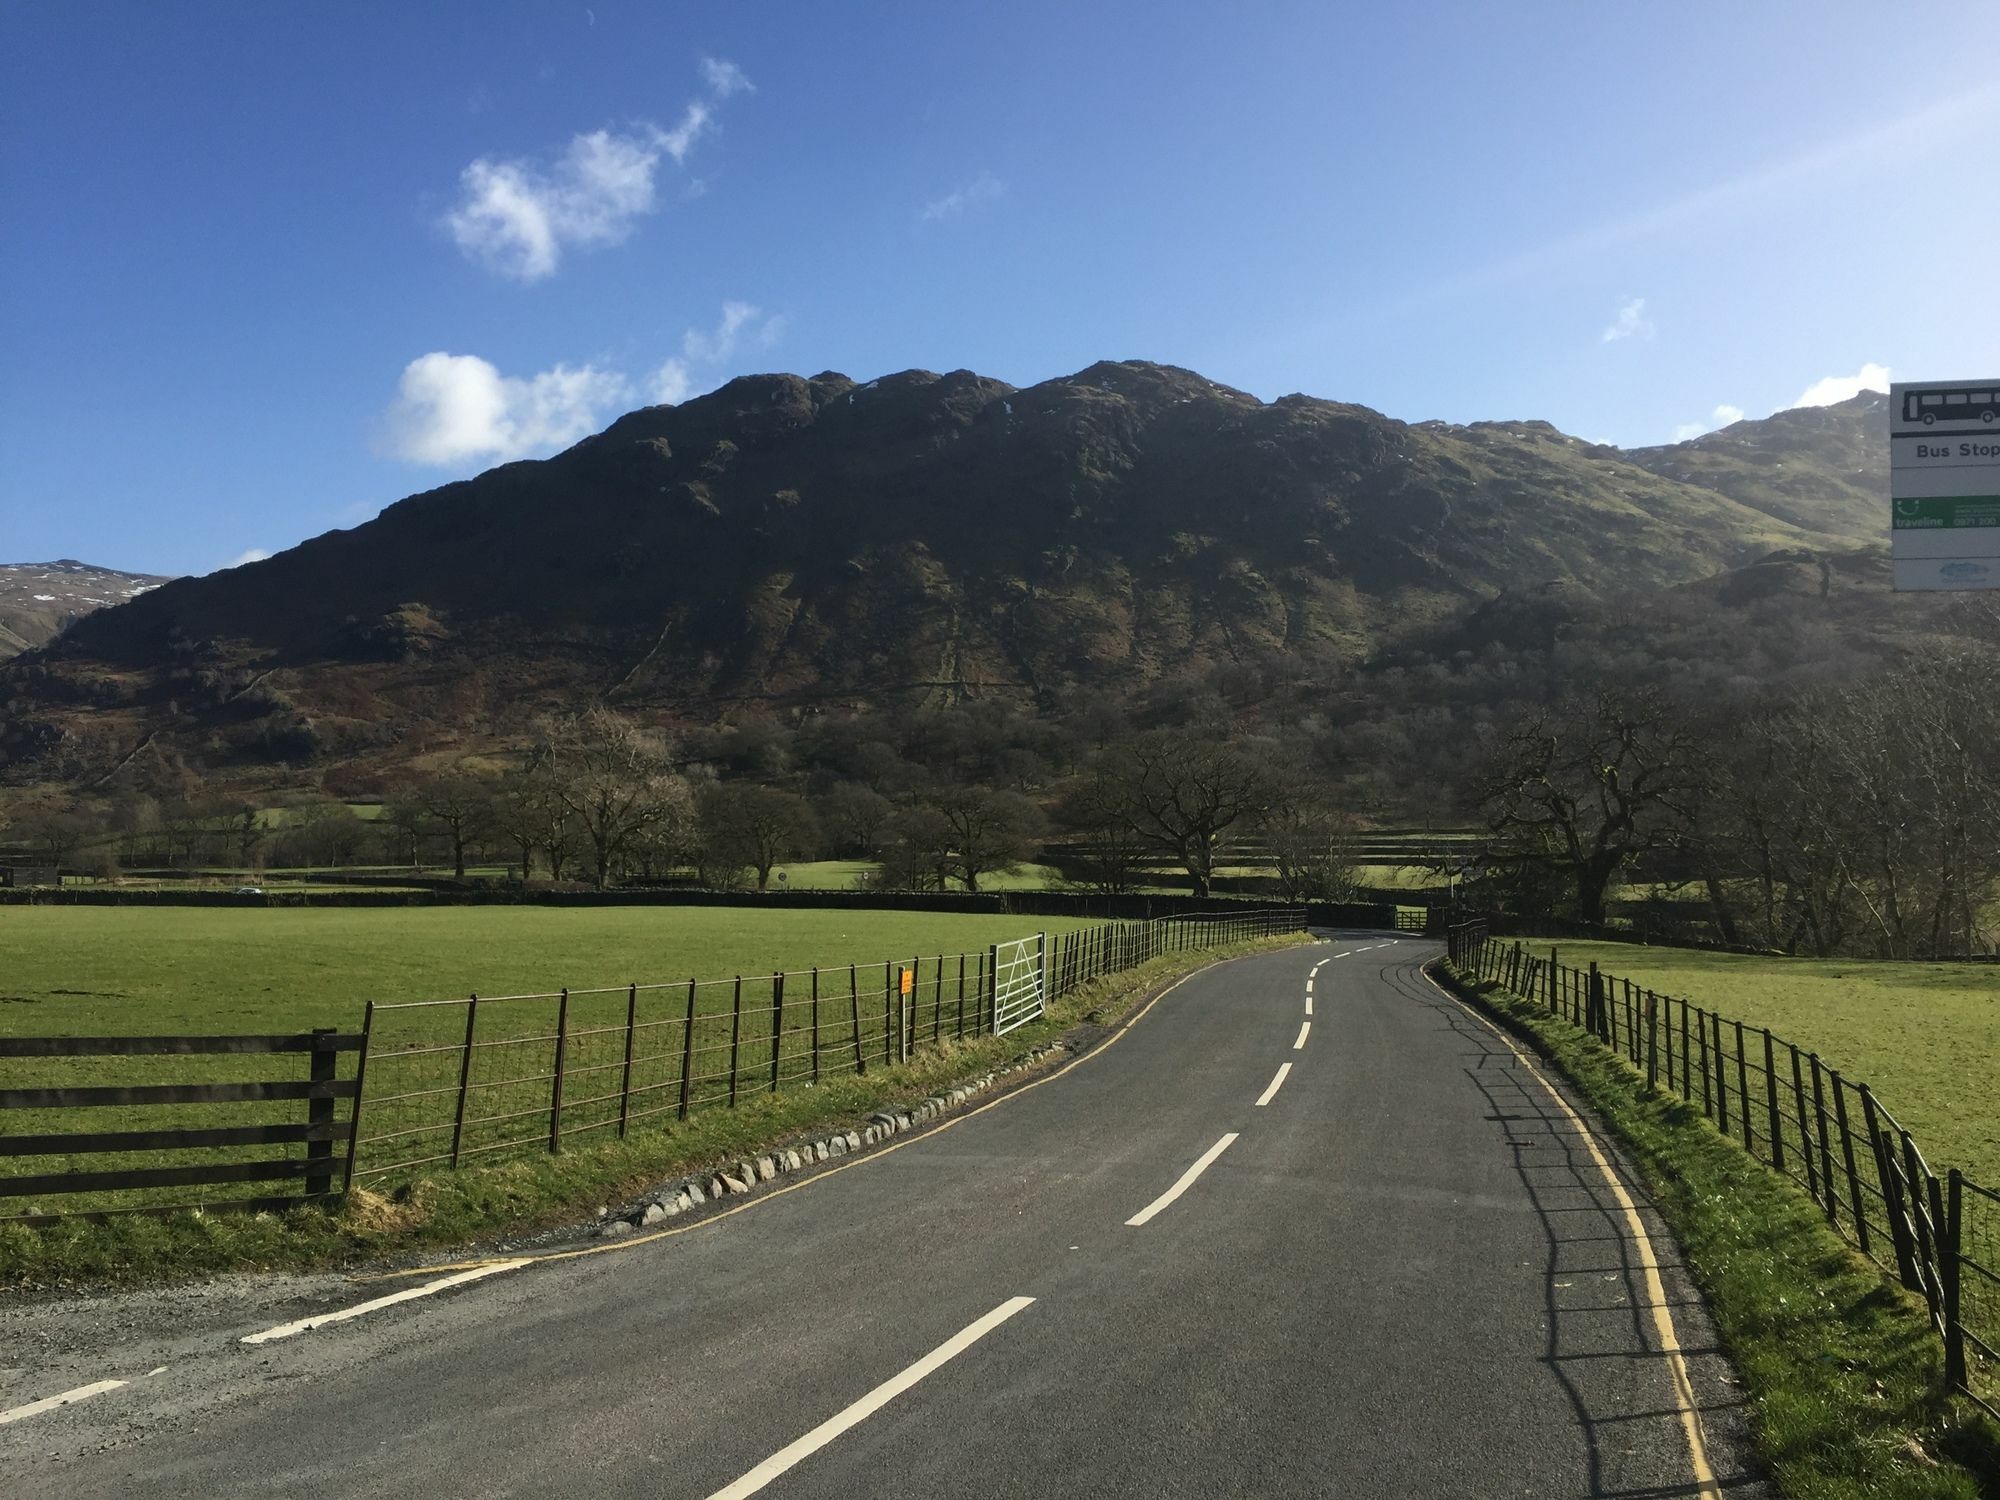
[{"x1": 1903, "y1": 387, "x2": 2000, "y2": 425}]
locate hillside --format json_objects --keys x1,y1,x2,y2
[
  {"x1": 0, "y1": 560, "x2": 173, "y2": 661},
  {"x1": 1620, "y1": 392, "x2": 1888, "y2": 539},
  {"x1": 0, "y1": 365, "x2": 1895, "y2": 791}
]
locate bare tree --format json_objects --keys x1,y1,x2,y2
[
  {"x1": 547, "y1": 710, "x2": 693, "y2": 889},
  {"x1": 413, "y1": 771, "x2": 494, "y2": 879},
  {"x1": 699, "y1": 783, "x2": 818, "y2": 890},
  {"x1": 929, "y1": 784, "x2": 1043, "y2": 892},
  {"x1": 1091, "y1": 732, "x2": 1267, "y2": 897},
  {"x1": 1475, "y1": 690, "x2": 1704, "y2": 926}
]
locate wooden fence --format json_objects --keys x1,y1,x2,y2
[
  {"x1": 1446, "y1": 922, "x2": 1997, "y2": 1419},
  {"x1": 0, "y1": 1031, "x2": 362, "y2": 1224}
]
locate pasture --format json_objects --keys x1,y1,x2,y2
[
  {"x1": 0, "y1": 906, "x2": 1097, "y2": 1036},
  {"x1": 0, "y1": 906, "x2": 1107, "y2": 1220},
  {"x1": 1544, "y1": 941, "x2": 2000, "y2": 1184}
]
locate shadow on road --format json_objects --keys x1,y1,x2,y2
[{"x1": 1384, "y1": 962, "x2": 1768, "y2": 1499}]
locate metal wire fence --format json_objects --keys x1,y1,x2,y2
[
  {"x1": 350, "y1": 907, "x2": 1304, "y2": 1187},
  {"x1": 1448, "y1": 922, "x2": 1997, "y2": 1417}
]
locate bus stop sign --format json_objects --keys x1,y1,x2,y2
[{"x1": 1890, "y1": 379, "x2": 2000, "y2": 591}]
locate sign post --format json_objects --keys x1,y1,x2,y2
[{"x1": 1889, "y1": 380, "x2": 2000, "y2": 591}]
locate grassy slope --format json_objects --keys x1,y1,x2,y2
[
  {"x1": 0, "y1": 907, "x2": 1099, "y2": 1035},
  {"x1": 1441, "y1": 964, "x2": 1999, "y2": 1499},
  {"x1": 1525, "y1": 941, "x2": 2000, "y2": 1184}
]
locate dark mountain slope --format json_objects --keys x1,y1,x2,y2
[{"x1": 1, "y1": 362, "x2": 1891, "y2": 787}]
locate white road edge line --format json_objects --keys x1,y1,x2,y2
[
  {"x1": 0, "y1": 1379, "x2": 128, "y2": 1427},
  {"x1": 1254, "y1": 1062, "x2": 1293, "y2": 1108},
  {"x1": 1293, "y1": 1020, "x2": 1311, "y2": 1050},
  {"x1": 1126, "y1": 1133, "x2": 1239, "y2": 1227},
  {"x1": 705, "y1": 1295, "x2": 1036, "y2": 1500},
  {"x1": 240, "y1": 1260, "x2": 529, "y2": 1345}
]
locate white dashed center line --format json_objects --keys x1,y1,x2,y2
[
  {"x1": 0, "y1": 1379, "x2": 128, "y2": 1427},
  {"x1": 241, "y1": 1260, "x2": 528, "y2": 1345},
  {"x1": 1255, "y1": 1062, "x2": 1292, "y2": 1107},
  {"x1": 1293, "y1": 1020, "x2": 1311, "y2": 1050},
  {"x1": 1126, "y1": 1134, "x2": 1240, "y2": 1227},
  {"x1": 706, "y1": 1296, "x2": 1037, "y2": 1499}
]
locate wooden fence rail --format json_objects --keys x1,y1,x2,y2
[{"x1": 0, "y1": 1030, "x2": 362, "y2": 1224}]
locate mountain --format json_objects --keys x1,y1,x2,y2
[
  {"x1": 1620, "y1": 392, "x2": 1888, "y2": 540},
  {"x1": 0, "y1": 364, "x2": 1896, "y2": 791},
  {"x1": 0, "y1": 560, "x2": 174, "y2": 661}
]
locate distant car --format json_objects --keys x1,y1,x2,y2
[{"x1": 234, "y1": 885, "x2": 265, "y2": 896}]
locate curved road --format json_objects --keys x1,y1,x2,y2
[{"x1": 5, "y1": 936, "x2": 1768, "y2": 1497}]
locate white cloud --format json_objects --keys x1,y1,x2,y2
[
  {"x1": 654, "y1": 101, "x2": 712, "y2": 166},
  {"x1": 384, "y1": 299, "x2": 788, "y2": 458},
  {"x1": 444, "y1": 59, "x2": 752, "y2": 281},
  {"x1": 225, "y1": 548, "x2": 271, "y2": 569},
  {"x1": 1601, "y1": 296, "x2": 1655, "y2": 343},
  {"x1": 1793, "y1": 362, "x2": 1890, "y2": 409},
  {"x1": 1669, "y1": 403, "x2": 1748, "y2": 443},
  {"x1": 701, "y1": 57, "x2": 753, "y2": 98},
  {"x1": 446, "y1": 127, "x2": 677, "y2": 280},
  {"x1": 650, "y1": 357, "x2": 693, "y2": 406},
  {"x1": 384, "y1": 352, "x2": 630, "y2": 464},
  {"x1": 919, "y1": 169, "x2": 1006, "y2": 222},
  {"x1": 681, "y1": 299, "x2": 783, "y2": 362}
]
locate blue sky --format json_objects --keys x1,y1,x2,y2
[{"x1": 5, "y1": 2, "x2": 1997, "y2": 577}]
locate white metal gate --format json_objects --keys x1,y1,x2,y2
[{"x1": 992, "y1": 934, "x2": 1047, "y2": 1035}]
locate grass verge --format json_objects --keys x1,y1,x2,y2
[
  {"x1": 0, "y1": 934, "x2": 1309, "y2": 1292},
  {"x1": 1435, "y1": 961, "x2": 1999, "y2": 1500}
]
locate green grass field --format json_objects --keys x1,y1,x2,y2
[
  {"x1": 0, "y1": 906, "x2": 1112, "y2": 1220},
  {"x1": 1530, "y1": 941, "x2": 2000, "y2": 1185},
  {"x1": 0, "y1": 906, "x2": 1098, "y2": 1035}
]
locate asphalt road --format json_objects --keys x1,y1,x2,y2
[{"x1": 4, "y1": 935, "x2": 1769, "y2": 1497}]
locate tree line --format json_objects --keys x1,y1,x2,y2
[
  {"x1": 3, "y1": 706, "x2": 1363, "y2": 901},
  {"x1": 1468, "y1": 649, "x2": 2000, "y2": 958}
]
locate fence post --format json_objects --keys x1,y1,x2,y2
[
  {"x1": 1734, "y1": 1020, "x2": 1752, "y2": 1151},
  {"x1": 885, "y1": 963, "x2": 898, "y2": 1066},
  {"x1": 618, "y1": 983, "x2": 639, "y2": 1139},
  {"x1": 1697, "y1": 1009, "x2": 1712, "y2": 1118},
  {"x1": 1790, "y1": 1045, "x2": 1818, "y2": 1200},
  {"x1": 956, "y1": 953, "x2": 967, "y2": 1038},
  {"x1": 728, "y1": 977, "x2": 743, "y2": 1107},
  {"x1": 1762, "y1": 1029, "x2": 1784, "y2": 1172},
  {"x1": 1943, "y1": 1169, "x2": 1966, "y2": 1391},
  {"x1": 1811, "y1": 1056, "x2": 1836, "y2": 1229},
  {"x1": 449, "y1": 994, "x2": 480, "y2": 1168},
  {"x1": 548, "y1": 988, "x2": 570, "y2": 1153},
  {"x1": 987, "y1": 943, "x2": 1000, "y2": 1033},
  {"x1": 341, "y1": 1001, "x2": 374, "y2": 1193},
  {"x1": 1863, "y1": 1085, "x2": 1919, "y2": 1290},
  {"x1": 305, "y1": 1028, "x2": 338, "y2": 1197},
  {"x1": 849, "y1": 964, "x2": 866, "y2": 1075},
  {"x1": 770, "y1": 972, "x2": 785, "y2": 1094},
  {"x1": 1711, "y1": 1012, "x2": 1728, "y2": 1128},
  {"x1": 811, "y1": 968, "x2": 821, "y2": 1086},
  {"x1": 1903, "y1": 1132, "x2": 1944, "y2": 1331},
  {"x1": 1645, "y1": 989, "x2": 1659, "y2": 1089},
  {"x1": 677, "y1": 979, "x2": 697, "y2": 1120},
  {"x1": 933, "y1": 955, "x2": 944, "y2": 1043},
  {"x1": 1678, "y1": 999, "x2": 1690, "y2": 1101},
  {"x1": 1832, "y1": 1074, "x2": 1868, "y2": 1254}
]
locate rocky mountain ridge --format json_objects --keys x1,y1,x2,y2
[{"x1": 0, "y1": 363, "x2": 1898, "y2": 791}]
